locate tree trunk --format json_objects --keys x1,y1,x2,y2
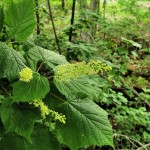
[
  {"x1": 103, "y1": 0, "x2": 107, "y2": 18},
  {"x1": 69, "y1": 0, "x2": 76, "y2": 42},
  {"x1": 62, "y1": 0, "x2": 65, "y2": 10},
  {"x1": 90, "y1": 0, "x2": 99, "y2": 11},
  {"x1": 90, "y1": 0, "x2": 99, "y2": 36}
]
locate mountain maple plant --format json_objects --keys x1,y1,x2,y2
[{"x1": 0, "y1": 0, "x2": 114, "y2": 150}]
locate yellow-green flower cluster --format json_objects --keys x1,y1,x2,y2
[
  {"x1": 19, "y1": 67, "x2": 33, "y2": 82},
  {"x1": 29, "y1": 100, "x2": 66, "y2": 124},
  {"x1": 54, "y1": 60, "x2": 112, "y2": 82},
  {"x1": 29, "y1": 100, "x2": 49, "y2": 119},
  {"x1": 88, "y1": 60, "x2": 112, "y2": 73},
  {"x1": 49, "y1": 110, "x2": 66, "y2": 124}
]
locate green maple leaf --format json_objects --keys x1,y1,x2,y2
[
  {"x1": 55, "y1": 99, "x2": 114, "y2": 150},
  {"x1": 0, "y1": 125, "x2": 61, "y2": 150},
  {"x1": 0, "y1": 98, "x2": 39, "y2": 141},
  {"x1": 4, "y1": 0, "x2": 35, "y2": 41},
  {"x1": 0, "y1": 42, "x2": 26, "y2": 80},
  {"x1": 12, "y1": 73, "x2": 50, "y2": 102}
]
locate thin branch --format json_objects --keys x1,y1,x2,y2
[
  {"x1": 62, "y1": 0, "x2": 65, "y2": 10},
  {"x1": 47, "y1": 75, "x2": 54, "y2": 80},
  {"x1": 1, "y1": 86, "x2": 11, "y2": 96},
  {"x1": 47, "y1": 0, "x2": 61, "y2": 54},
  {"x1": 114, "y1": 133, "x2": 148, "y2": 150},
  {"x1": 121, "y1": 78, "x2": 150, "y2": 108},
  {"x1": 137, "y1": 143, "x2": 150, "y2": 150},
  {"x1": 69, "y1": 0, "x2": 76, "y2": 42},
  {"x1": 35, "y1": 0, "x2": 40, "y2": 35},
  {"x1": 37, "y1": 61, "x2": 44, "y2": 72},
  {"x1": 49, "y1": 92, "x2": 65, "y2": 102},
  {"x1": 114, "y1": 133, "x2": 138, "y2": 148}
]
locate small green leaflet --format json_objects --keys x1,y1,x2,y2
[
  {"x1": 55, "y1": 99, "x2": 114, "y2": 150},
  {"x1": 0, "y1": 125, "x2": 61, "y2": 150},
  {"x1": 25, "y1": 46, "x2": 68, "y2": 70},
  {"x1": 4, "y1": 0, "x2": 35, "y2": 42},
  {"x1": 0, "y1": 42, "x2": 26, "y2": 80},
  {"x1": 12, "y1": 72, "x2": 50, "y2": 102},
  {"x1": 0, "y1": 98, "x2": 39, "y2": 142}
]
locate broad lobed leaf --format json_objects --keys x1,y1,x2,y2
[
  {"x1": 0, "y1": 42, "x2": 26, "y2": 80},
  {"x1": 4, "y1": 0, "x2": 35, "y2": 41},
  {"x1": 54, "y1": 76, "x2": 101, "y2": 100},
  {"x1": 0, "y1": 124, "x2": 61, "y2": 150},
  {"x1": 54, "y1": 99, "x2": 114, "y2": 150},
  {"x1": 12, "y1": 72, "x2": 50, "y2": 102},
  {"x1": 25, "y1": 46, "x2": 68, "y2": 70},
  {"x1": 0, "y1": 98, "x2": 38, "y2": 141}
]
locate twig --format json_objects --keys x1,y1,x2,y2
[
  {"x1": 121, "y1": 78, "x2": 150, "y2": 108},
  {"x1": 37, "y1": 61, "x2": 44, "y2": 72},
  {"x1": 1, "y1": 86, "x2": 10, "y2": 96},
  {"x1": 114, "y1": 133, "x2": 148, "y2": 150},
  {"x1": 47, "y1": 0, "x2": 61, "y2": 54},
  {"x1": 47, "y1": 75, "x2": 54, "y2": 80},
  {"x1": 62, "y1": 0, "x2": 65, "y2": 10},
  {"x1": 137, "y1": 143, "x2": 150, "y2": 150},
  {"x1": 35, "y1": 0, "x2": 40, "y2": 35},
  {"x1": 69, "y1": 0, "x2": 76, "y2": 42},
  {"x1": 49, "y1": 92, "x2": 65, "y2": 102}
]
